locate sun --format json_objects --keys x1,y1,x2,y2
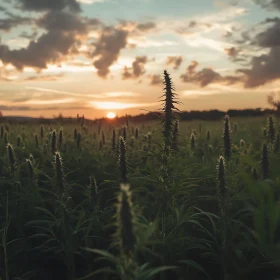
[{"x1": 107, "y1": 112, "x2": 116, "y2": 119}]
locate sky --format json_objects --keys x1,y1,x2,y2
[{"x1": 0, "y1": 0, "x2": 280, "y2": 119}]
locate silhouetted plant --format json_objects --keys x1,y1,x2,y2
[
  {"x1": 116, "y1": 184, "x2": 136, "y2": 256},
  {"x1": 207, "y1": 130, "x2": 210, "y2": 141},
  {"x1": 51, "y1": 130, "x2": 57, "y2": 154},
  {"x1": 172, "y1": 120, "x2": 179, "y2": 151},
  {"x1": 17, "y1": 135, "x2": 21, "y2": 147},
  {"x1": 190, "y1": 132, "x2": 196, "y2": 150},
  {"x1": 112, "y1": 129, "x2": 116, "y2": 151},
  {"x1": 40, "y1": 125, "x2": 44, "y2": 138},
  {"x1": 223, "y1": 115, "x2": 231, "y2": 159},
  {"x1": 135, "y1": 127, "x2": 139, "y2": 139},
  {"x1": 58, "y1": 127, "x2": 63, "y2": 150},
  {"x1": 55, "y1": 151, "x2": 64, "y2": 189},
  {"x1": 267, "y1": 116, "x2": 275, "y2": 144},
  {"x1": 35, "y1": 134, "x2": 39, "y2": 149},
  {"x1": 161, "y1": 70, "x2": 179, "y2": 157},
  {"x1": 261, "y1": 143, "x2": 269, "y2": 179},
  {"x1": 217, "y1": 156, "x2": 227, "y2": 280},
  {"x1": 123, "y1": 126, "x2": 127, "y2": 141},
  {"x1": 118, "y1": 136, "x2": 128, "y2": 183},
  {"x1": 7, "y1": 143, "x2": 16, "y2": 175}
]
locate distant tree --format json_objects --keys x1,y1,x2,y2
[{"x1": 268, "y1": 92, "x2": 280, "y2": 115}]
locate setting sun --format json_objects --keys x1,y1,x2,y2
[{"x1": 107, "y1": 112, "x2": 116, "y2": 119}]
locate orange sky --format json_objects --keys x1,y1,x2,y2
[{"x1": 0, "y1": 0, "x2": 280, "y2": 118}]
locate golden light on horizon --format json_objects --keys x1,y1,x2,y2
[{"x1": 107, "y1": 112, "x2": 116, "y2": 119}]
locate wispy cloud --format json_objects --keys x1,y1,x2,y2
[{"x1": 89, "y1": 101, "x2": 158, "y2": 110}]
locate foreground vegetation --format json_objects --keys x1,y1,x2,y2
[{"x1": 0, "y1": 71, "x2": 280, "y2": 280}]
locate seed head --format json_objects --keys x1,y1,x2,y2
[
  {"x1": 135, "y1": 127, "x2": 139, "y2": 139},
  {"x1": 261, "y1": 143, "x2": 269, "y2": 179},
  {"x1": 190, "y1": 132, "x2": 196, "y2": 150},
  {"x1": 116, "y1": 184, "x2": 136, "y2": 256},
  {"x1": 7, "y1": 143, "x2": 16, "y2": 175},
  {"x1": 35, "y1": 134, "x2": 39, "y2": 148},
  {"x1": 161, "y1": 70, "x2": 178, "y2": 155},
  {"x1": 26, "y1": 159, "x2": 33, "y2": 177},
  {"x1": 223, "y1": 115, "x2": 231, "y2": 159},
  {"x1": 207, "y1": 130, "x2": 211, "y2": 141},
  {"x1": 4, "y1": 131, "x2": 8, "y2": 144},
  {"x1": 51, "y1": 130, "x2": 57, "y2": 154},
  {"x1": 76, "y1": 132, "x2": 81, "y2": 149},
  {"x1": 54, "y1": 151, "x2": 64, "y2": 189},
  {"x1": 40, "y1": 125, "x2": 44, "y2": 138},
  {"x1": 58, "y1": 127, "x2": 63, "y2": 149},
  {"x1": 267, "y1": 116, "x2": 275, "y2": 143},
  {"x1": 102, "y1": 130, "x2": 105, "y2": 144},
  {"x1": 123, "y1": 126, "x2": 127, "y2": 141},
  {"x1": 172, "y1": 120, "x2": 179, "y2": 151},
  {"x1": 118, "y1": 136, "x2": 128, "y2": 183},
  {"x1": 17, "y1": 135, "x2": 21, "y2": 147},
  {"x1": 217, "y1": 156, "x2": 226, "y2": 212},
  {"x1": 0, "y1": 125, "x2": 4, "y2": 138},
  {"x1": 112, "y1": 129, "x2": 116, "y2": 151}
]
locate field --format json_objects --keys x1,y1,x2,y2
[{"x1": 0, "y1": 76, "x2": 280, "y2": 280}]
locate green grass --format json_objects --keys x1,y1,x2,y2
[{"x1": 0, "y1": 113, "x2": 279, "y2": 280}]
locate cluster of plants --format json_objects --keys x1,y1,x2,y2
[{"x1": 0, "y1": 71, "x2": 279, "y2": 280}]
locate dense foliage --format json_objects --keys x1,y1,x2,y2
[{"x1": 0, "y1": 72, "x2": 279, "y2": 280}]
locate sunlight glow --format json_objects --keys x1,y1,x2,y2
[{"x1": 107, "y1": 112, "x2": 116, "y2": 119}]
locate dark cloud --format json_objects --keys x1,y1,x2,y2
[
  {"x1": 148, "y1": 74, "x2": 162, "y2": 86},
  {"x1": 17, "y1": 0, "x2": 81, "y2": 12},
  {"x1": 0, "y1": 11, "x2": 88, "y2": 70},
  {"x1": 253, "y1": 0, "x2": 280, "y2": 10},
  {"x1": 37, "y1": 11, "x2": 87, "y2": 33},
  {"x1": 92, "y1": 27, "x2": 129, "y2": 78},
  {"x1": 0, "y1": 5, "x2": 6, "y2": 11},
  {"x1": 0, "y1": 13, "x2": 32, "y2": 31},
  {"x1": 255, "y1": 19, "x2": 280, "y2": 47},
  {"x1": 136, "y1": 21, "x2": 156, "y2": 31},
  {"x1": 237, "y1": 47, "x2": 280, "y2": 87},
  {"x1": 122, "y1": 56, "x2": 148, "y2": 79},
  {"x1": 166, "y1": 56, "x2": 183, "y2": 70},
  {"x1": 0, "y1": 31, "x2": 82, "y2": 70},
  {"x1": 180, "y1": 61, "x2": 242, "y2": 87}
]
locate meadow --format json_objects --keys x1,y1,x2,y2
[{"x1": 0, "y1": 71, "x2": 279, "y2": 280}]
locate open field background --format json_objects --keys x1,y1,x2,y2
[{"x1": 0, "y1": 110, "x2": 279, "y2": 280}]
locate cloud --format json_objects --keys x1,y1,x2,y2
[
  {"x1": 180, "y1": 60, "x2": 242, "y2": 87},
  {"x1": 17, "y1": 0, "x2": 81, "y2": 12},
  {"x1": 92, "y1": 27, "x2": 129, "y2": 78},
  {"x1": 253, "y1": 0, "x2": 280, "y2": 10},
  {"x1": 0, "y1": 11, "x2": 88, "y2": 70},
  {"x1": 148, "y1": 74, "x2": 162, "y2": 86},
  {"x1": 0, "y1": 14, "x2": 32, "y2": 31},
  {"x1": 237, "y1": 47, "x2": 280, "y2": 87},
  {"x1": 255, "y1": 18, "x2": 280, "y2": 48},
  {"x1": 89, "y1": 101, "x2": 158, "y2": 110},
  {"x1": 136, "y1": 21, "x2": 156, "y2": 31},
  {"x1": 165, "y1": 56, "x2": 183, "y2": 70},
  {"x1": 122, "y1": 56, "x2": 148, "y2": 80},
  {"x1": 224, "y1": 47, "x2": 239, "y2": 57},
  {"x1": 36, "y1": 10, "x2": 88, "y2": 33},
  {"x1": 23, "y1": 73, "x2": 65, "y2": 81},
  {"x1": 229, "y1": 8, "x2": 280, "y2": 87}
]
